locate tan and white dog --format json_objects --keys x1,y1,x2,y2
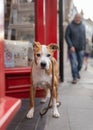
[{"x1": 26, "y1": 42, "x2": 60, "y2": 118}]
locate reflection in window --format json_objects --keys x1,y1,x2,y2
[{"x1": 4, "y1": 0, "x2": 35, "y2": 68}]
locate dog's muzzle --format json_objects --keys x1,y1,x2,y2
[{"x1": 40, "y1": 62, "x2": 47, "y2": 69}]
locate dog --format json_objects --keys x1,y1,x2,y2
[{"x1": 26, "y1": 41, "x2": 60, "y2": 118}]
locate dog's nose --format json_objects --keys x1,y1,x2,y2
[{"x1": 40, "y1": 62, "x2": 46, "y2": 69}]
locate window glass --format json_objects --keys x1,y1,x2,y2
[{"x1": 4, "y1": 0, "x2": 35, "y2": 68}]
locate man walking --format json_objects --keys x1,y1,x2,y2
[{"x1": 65, "y1": 13, "x2": 86, "y2": 84}]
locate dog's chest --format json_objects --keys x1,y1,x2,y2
[{"x1": 32, "y1": 66, "x2": 52, "y2": 87}]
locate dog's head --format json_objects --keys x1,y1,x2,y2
[{"x1": 33, "y1": 42, "x2": 58, "y2": 70}]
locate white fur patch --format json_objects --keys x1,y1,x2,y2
[
  {"x1": 52, "y1": 98, "x2": 60, "y2": 118},
  {"x1": 36, "y1": 45, "x2": 51, "y2": 70},
  {"x1": 32, "y1": 62, "x2": 52, "y2": 87},
  {"x1": 26, "y1": 107, "x2": 34, "y2": 119},
  {"x1": 40, "y1": 97, "x2": 47, "y2": 103}
]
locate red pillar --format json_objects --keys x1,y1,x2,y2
[
  {"x1": 45, "y1": 0, "x2": 57, "y2": 45},
  {"x1": 0, "y1": 0, "x2": 5, "y2": 99},
  {"x1": 35, "y1": 0, "x2": 57, "y2": 47},
  {"x1": 0, "y1": 40, "x2": 5, "y2": 98},
  {"x1": 34, "y1": 0, "x2": 57, "y2": 97},
  {"x1": 35, "y1": 0, "x2": 44, "y2": 43}
]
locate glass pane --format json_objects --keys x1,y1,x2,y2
[{"x1": 4, "y1": 0, "x2": 35, "y2": 68}]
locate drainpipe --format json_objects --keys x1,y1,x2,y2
[{"x1": 59, "y1": 0, "x2": 64, "y2": 82}]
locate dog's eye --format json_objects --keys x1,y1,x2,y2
[
  {"x1": 36, "y1": 53, "x2": 41, "y2": 57},
  {"x1": 47, "y1": 54, "x2": 51, "y2": 57}
]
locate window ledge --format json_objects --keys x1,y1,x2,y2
[
  {"x1": 5, "y1": 67, "x2": 31, "y2": 74},
  {"x1": 0, "y1": 96, "x2": 21, "y2": 130}
]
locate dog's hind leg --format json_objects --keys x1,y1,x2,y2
[
  {"x1": 55, "y1": 85, "x2": 60, "y2": 106},
  {"x1": 40, "y1": 88, "x2": 49, "y2": 103},
  {"x1": 26, "y1": 85, "x2": 36, "y2": 119}
]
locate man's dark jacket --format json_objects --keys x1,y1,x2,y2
[{"x1": 65, "y1": 21, "x2": 86, "y2": 50}]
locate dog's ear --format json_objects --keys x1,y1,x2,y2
[
  {"x1": 33, "y1": 42, "x2": 41, "y2": 50},
  {"x1": 48, "y1": 43, "x2": 58, "y2": 52}
]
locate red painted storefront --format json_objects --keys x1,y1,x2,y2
[
  {"x1": 0, "y1": 1, "x2": 21, "y2": 130},
  {"x1": 0, "y1": 0, "x2": 57, "y2": 129},
  {"x1": 5, "y1": 0, "x2": 57, "y2": 98}
]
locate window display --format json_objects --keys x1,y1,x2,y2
[
  {"x1": 4, "y1": 0, "x2": 35, "y2": 68},
  {"x1": 4, "y1": 40, "x2": 29, "y2": 67}
]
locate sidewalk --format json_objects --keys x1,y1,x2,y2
[
  {"x1": 44, "y1": 59, "x2": 93, "y2": 130},
  {"x1": 7, "y1": 58, "x2": 93, "y2": 130}
]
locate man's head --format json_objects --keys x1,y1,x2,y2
[
  {"x1": 33, "y1": 42, "x2": 58, "y2": 70},
  {"x1": 73, "y1": 13, "x2": 82, "y2": 24}
]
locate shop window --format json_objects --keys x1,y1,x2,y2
[{"x1": 4, "y1": 0, "x2": 35, "y2": 68}]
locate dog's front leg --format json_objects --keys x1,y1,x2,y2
[
  {"x1": 52, "y1": 85, "x2": 60, "y2": 118},
  {"x1": 26, "y1": 85, "x2": 36, "y2": 119}
]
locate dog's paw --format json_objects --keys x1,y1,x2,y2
[
  {"x1": 52, "y1": 108, "x2": 60, "y2": 118},
  {"x1": 26, "y1": 108, "x2": 34, "y2": 119}
]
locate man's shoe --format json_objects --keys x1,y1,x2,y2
[
  {"x1": 72, "y1": 79, "x2": 77, "y2": 84},
  {"x1": 85, "y1": 66, "x2": 87, "y2": 71},
  {"x1": 77, "y1": 73, "x2": 80, "y2": 79}
]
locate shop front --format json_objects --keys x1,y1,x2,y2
[
  {"x1": 4, "y1": 0, "x2": 57, "y2": 98},
  {"x1": 0, "y1": 0, "x2": 58, "y2": 129}
]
